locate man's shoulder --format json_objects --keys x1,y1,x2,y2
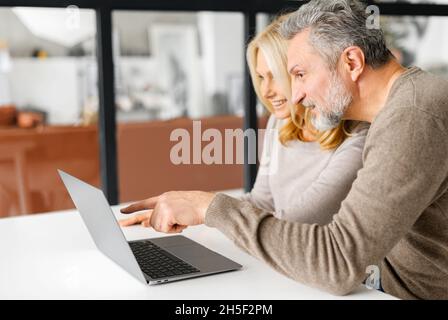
[
  {"x1": 375, "y1": 67, "x2": 448, "y2": 133},
  {"x1": 391, "y1": 67, "x2": 448, "y2": 118}
]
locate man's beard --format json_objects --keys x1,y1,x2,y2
[{"x1": 303, "y1": 71, "x2": 352, "y2": 131}]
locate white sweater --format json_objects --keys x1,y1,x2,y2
[{"x1": 240, "y1": 115, "x2": 369, "y2": 225}]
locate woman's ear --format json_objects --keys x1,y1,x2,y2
[{"x1": 341, "y1": 46, "x2": 365, "y2": 82}]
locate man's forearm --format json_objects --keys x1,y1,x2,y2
[{"x1": 204, "y1": 193, "x2": 367, "y2": 295}]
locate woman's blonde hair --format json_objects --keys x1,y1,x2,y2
[{"x1": 246, "y1": 14, "x2": 352, "y2": 150}]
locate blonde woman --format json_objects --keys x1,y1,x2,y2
[
  {"x1": 239, "y1": 14, "x2": 369, "y2": 225},
  {"x1": 119, "y1": 14, "x2": 369, "y2": 228}
]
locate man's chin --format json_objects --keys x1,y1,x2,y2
[{"x1": 311, "y1": 114, "x2": 341, "y2": 131}]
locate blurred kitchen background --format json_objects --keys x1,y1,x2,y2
[{"x1": 1, "y1": 0, "x2": 448, "y2": 217}]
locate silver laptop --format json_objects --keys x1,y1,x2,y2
[{"x1": 58, "y1": 170, "x2": 242, "y2": 285}]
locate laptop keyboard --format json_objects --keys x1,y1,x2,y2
[{"x1": 129, "y1": 240, "x2": 200, "y2": 280}]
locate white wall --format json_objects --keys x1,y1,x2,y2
[
  {"x1": 8, "y1": 58, "x2": 83, "y2": 124},
  {"x1": 415, "y1": 17, "x2": 448, "y2": 69},
  {"x1": 198, "y1": 12, "x2": 244, "y2": 114},
  {"x1": 113, "y1": 11, "x2": 197, "y2": 56}
]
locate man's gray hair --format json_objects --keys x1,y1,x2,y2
[{"x1": 280, "y1": 0, "x2": 393, "y2": 69}]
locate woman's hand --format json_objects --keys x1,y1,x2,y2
[{"x1": 119, "y1": 210, "x2": 153, "y2": 227}]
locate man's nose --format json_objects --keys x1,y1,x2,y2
[{"x1": 291, "y1": 84, "x2": 305, "y2": 105}]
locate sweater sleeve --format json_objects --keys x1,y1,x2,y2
[
  {"x1": 278, "y1": 124, "x2": 368, "y2": 225},
  {"x1": 204, "y1": 108, "x2": 448, "y2": 295}
]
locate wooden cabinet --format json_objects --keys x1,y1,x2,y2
[{"x1": 0, "y1": 115, "x2": 268, "y2": 217}]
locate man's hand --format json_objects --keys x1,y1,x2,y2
[{"x1": 119, "y1": 191, "x2": 216, "y2": 233}]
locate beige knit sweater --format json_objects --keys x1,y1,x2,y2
[{"x1": 205, "y1": 67, "x2": 448, "y2": 300}]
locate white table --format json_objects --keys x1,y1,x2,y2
[{"x1": 0, "y1": 205, "x2": 397, "y2": 300}]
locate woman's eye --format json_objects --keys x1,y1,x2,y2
[{"x1": 295, "y1": 73, "x2": 304, "y2": 79}]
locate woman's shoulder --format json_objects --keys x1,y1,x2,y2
[
  {"x1": 258, "y1": 115, "x2": 280, "y2": 155},
  {"x1": 346, "y1": 121, "x2": 370, "y2": 136},
  {"x1": 333, "y1": 121, "x2": 370, "y2": 153},
  {"x1": 265, "y1": 114, "x2": 281, "y2": 130}
]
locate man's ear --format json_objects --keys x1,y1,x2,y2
[{"x1": 341, "y1": 46, "x2": 365, "y2": 82}]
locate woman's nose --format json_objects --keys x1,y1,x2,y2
[{"x1": 261, "y1": 79, "x2": 275, "y2": 99}]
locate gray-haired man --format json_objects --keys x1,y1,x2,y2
[{"x1": 120, "y1": 0, "x2": 448, "y2": 299}]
